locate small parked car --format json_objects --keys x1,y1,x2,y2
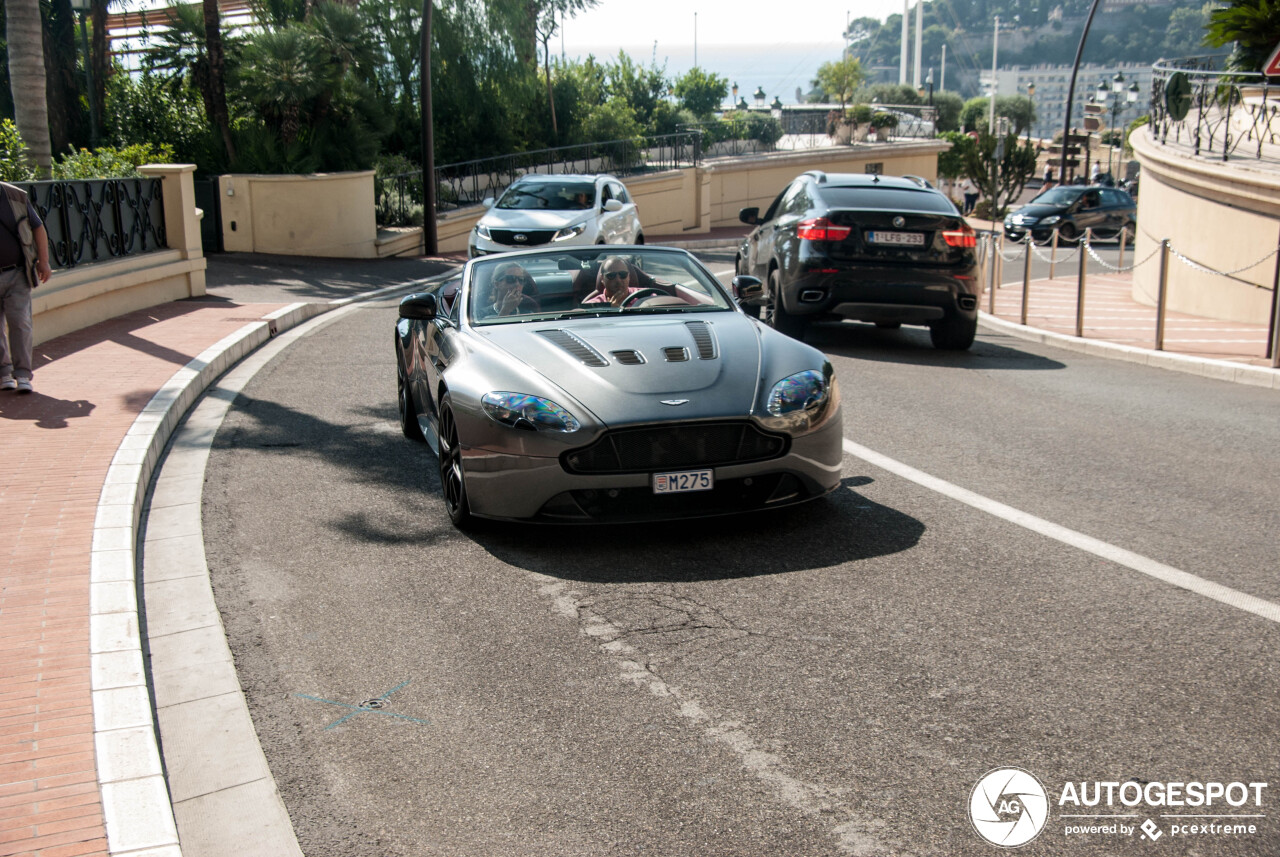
[
  {"x1": 468, "y1": 174, "x2": 643, "y2": 258},
  {"x1": 1003, "y1": 185, "x2": 1136, "y2": 244},
  {"x1": 735, "y1": 171, "x2": 981, "y2": 350}
]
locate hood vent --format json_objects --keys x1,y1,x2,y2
[
  {"x1": 537, "y1": 329, "x2": 608, "y2": 367},
  {"x1": 663, "y1": 347, "x2": 689, "y2": 362},
  {"x1": 684, "y1": 321, "x2": 717, "y2": 359},
  {"x1": 611, "y1": 349, "x2": 645, "y2": 365}
]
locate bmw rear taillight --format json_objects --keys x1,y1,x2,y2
[
  {"x1": 797, "y1": 218, "x2": 852, "y2": 242},
  {"x1": 942, "y1": 224, "x2": 977, "y2": 248}
]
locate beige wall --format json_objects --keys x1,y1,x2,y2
[
  {"x1": 1131, "y1": 131, "x2": 1279, "y2": 324},
  {"x1": 33, "y1": 164, "x2": 207, "y2": 346},
  {"x1": 219, "y1": 171, "x2": 378, "y2": 257},
  {"x1": 428, "y1": 143, "x2": 948, "y2": 254}
]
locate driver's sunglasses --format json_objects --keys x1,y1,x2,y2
[
  {"x1": 603, "y1": 270, "x2": 629, "y2": 281},
  {"x1": 498, "y1": 274, "x2": 528, "y2": 285}
]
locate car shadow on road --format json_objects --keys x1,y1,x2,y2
[
  {"x1": 470, "y1": 476, "x2": 925, "y2": 583},
  {"x1": 808, "y1": 322, "x2": 1067, "y2": 370}
]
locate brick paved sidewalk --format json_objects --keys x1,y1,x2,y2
[
  {"x1": 0, "y1": 299, "x2": 295, "y2": 857},
  {"x1": 985, "y1": 270, "x2": 1275, "y2": 368}
]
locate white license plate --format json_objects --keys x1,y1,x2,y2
[
  {"x1": 869, "y1": 230, "x2": 925, "y2": 246},
  {"x1": 653, "y1": 469, "x2": 714, "y2": 494}
]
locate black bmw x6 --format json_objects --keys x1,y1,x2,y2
[{"x1": 736, "y1": 171, "x2": 981, "y2": 349}]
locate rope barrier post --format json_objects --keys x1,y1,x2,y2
[
  {"x1": 1021, "y1": 233, "x2": 1032, "y2": 325},
  {"x1": 1075, "y1": 229, "x2": 1090, "y2": 337},
  {"x1": 996, "y1": 231, "x2": 1005, "y2": 292},
  {"x1": 1155, "y1": 238, "x2": 1170, "y2": 351},
  {"x1": 1050, "y1": 229, "x2": 1059, "y2": 280},
  {"x1": 1269, "y1": 242, "x2": 1280, "y2": 366},
  {"x1": 1118, "y1": 226, "x2": 1127, "y2": 269},
  {"x1": 987, "y1": 233, "x2": 998, "y2": 314}
]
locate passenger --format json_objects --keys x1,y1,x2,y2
[
  {"x1": 582, "y1": 256, "x2": 639, "y2": 307},
  {"x1": 477, "y1": 262, "x2": 538, "y2": 318}
]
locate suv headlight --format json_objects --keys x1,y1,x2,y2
[
  {"x1": 553, "y1": 223, "x2": 587, "y2": 242},
  {"x1": 1040, "y1": 215, "x2": 1060, "y2": 227},
  {"x1": 475, "y1": 223, "x2": 491, "y2": 239},
  {"x1": 767, "y1": 369, "x2": 828, "y2": 416},
  {"x1": 482, "y1": 392, "x2": 580, "y2": 432}
]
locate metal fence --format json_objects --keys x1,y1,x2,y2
[
  {"x1": 376, "y1": 132, "x2": 701, "y2": 227},
  {"x1": 1150, "y1": 56, "x2": 1280, "y2": 164},
  {"x1": 15, "y1": 177, "x2": 167, "y2": 270}
]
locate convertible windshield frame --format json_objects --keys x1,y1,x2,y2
[{"x1": 465, "y1": 248, "x2": 738, "y2": 327}]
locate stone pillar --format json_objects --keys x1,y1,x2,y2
[{"x1": 138, "y1": 163, "x2": 206, "y2": 296}]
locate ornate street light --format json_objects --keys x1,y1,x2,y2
[{"x1": 754, "y1": 86, "x2": 766, "y2": 108}]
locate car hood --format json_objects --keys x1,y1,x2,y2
[
  {"x1": 475, "y1": 313, "x2": 764, "y2": 423},
  {"x1": 479, "y1": 208, "x2": 588, "y2": 230}
]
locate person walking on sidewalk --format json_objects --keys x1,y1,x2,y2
[
  {"x1": 958, "y1": 177, "x2": 979, "y2": 216},
  {"x1": 0, "y1": 182, "x2": 52, "y2": 394}
]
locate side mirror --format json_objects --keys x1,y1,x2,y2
[
  {"x1": 398, "y1": 292, "x2": 438, "y2": 321},
  {"x1": 739, "y1": 207, "x2": 760, "y2": 226},
  {"x1": 482, "y1": 197, "x2": 495, "y2": 209},
  {"x1": 732, "y1": 275, "x2": 764, "y2": 304},
  {"x1": 603, "y1": 199, "x2": 624, "y2": 212}
]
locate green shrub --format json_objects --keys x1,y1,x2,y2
[
  {"x1": 51, "y1": 143, "x2": 176, "y2": 179},
  {"x1": 0, "y1": 120, "x2": 35, "y2": 182}
]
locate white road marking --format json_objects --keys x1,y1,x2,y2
[
  {"x1": 531, "y1": 576, "x2": 890, "y2": 856},
  {"x1": 842, "y1": 438, "x2": 1280, "y2": 625}
]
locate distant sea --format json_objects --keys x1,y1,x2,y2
[{"x1": 560, "y1": 42, "x2": 846, "y2": 108}]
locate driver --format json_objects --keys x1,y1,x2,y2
[{"x1": 583, "y1": 256, "x2": 639, "y2": 307}]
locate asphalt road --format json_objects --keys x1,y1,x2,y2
[{"x1": 200, "y1": 255, "x2": 1280, "y2": 857}]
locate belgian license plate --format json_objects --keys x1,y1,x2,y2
[
  {"x1": 869, "y1": 230, "x2": 924, "y2": 246},
  {"x1": 653, "y1": 469, "x2": 714, "y2": 494}
]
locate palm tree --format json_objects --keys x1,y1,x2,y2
[
  {"x1": 6, "y1": 0, "x2": 52, "y2": 175},
  {"x1": 203, "y1": 0, "x2": 236, "y2": 161},
  {"x1": 238, "y1": 27, "x2": 327, "y2": 145}
]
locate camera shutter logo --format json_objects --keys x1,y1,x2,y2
[{"x1": 970, "y1": 767, "x2": 1050, "y2": 847}]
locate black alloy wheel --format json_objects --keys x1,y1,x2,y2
[
  {"x1": 397, "y1": 350, "x2": 425, "y2": 442},
  {"x1": 763, "y1": 268, "x2": 807, "y2": 340},
  {"x1": 437, "y1": 395, "x2": 473, "y2": 527},
  {"x1": 1057, "y1": 223, "x2": 1081, "y2": 244}
]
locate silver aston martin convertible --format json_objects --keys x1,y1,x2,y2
[{"x1": 394, "y1": 246, "x2": 843, "y2": 526}]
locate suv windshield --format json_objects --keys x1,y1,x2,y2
[
  {"x1": 1031, "y1": 187, "x2": 1085, "y2": 206},
  {"x1": 468, "y1": 249, "x2": 735, "y2": 325},
  {"x1": 496, "y1": 181, "x2": 597, "y2": 211}
]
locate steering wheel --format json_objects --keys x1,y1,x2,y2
[{"x1": 621, "y1": 288, "x2": 667, "y2": 307}]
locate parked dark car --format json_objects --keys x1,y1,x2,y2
[
  {"x1": 1003, "y1": 185, "x2": 1136, "y2": 244},
  {"x1": 735, "y1": 171, "x2": 981, "y2": 350}
]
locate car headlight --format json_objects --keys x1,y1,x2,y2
[
  {"x1": 1040, "y1": 215, "x2": 1060, "y2": 226},
  {"x1": 482, "y1": 392, "x2": 580, "y2": 432},
  {"x1": 475, "y1": 223, "x2": 491, "y2": 239},
  {"x1": 766, "y1": 370, "x2": 827, "y2": 416},
  {"x1": 552, "y1": 223, "x2": 587, "y2": 242}
]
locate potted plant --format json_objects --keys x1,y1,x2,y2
[
  {"x1": 826, "y1": 109, "x2": 856, "y2": 144},
  {"x1": 851, "y1": 105, "x2": 874, "y2": 142},
  {"x1": 870, "y1": 112, "x2": 898, "y2": 141}
]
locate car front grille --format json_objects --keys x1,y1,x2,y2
[
  {"x1": 562, "y1": 422, "x2": 787, "y2": 474},
  {"x1": 489, "y1": 229, "x2": 556, "y2": 246}
]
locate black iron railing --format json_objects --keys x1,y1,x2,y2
[
  {"x1": 1150, "y1": 56, "x2": 1280, "y2": 164},
  {"x1": 376, "y1": 132, "x2": 700, "y2": 226},
  {"x1": 15, "y1": 178, "x2": 167, "y2": 270}
]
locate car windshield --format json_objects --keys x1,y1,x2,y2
[
  {"x1": 495, "y1": 181, "x2": 597, "y2": 211},
  {"x1": 1030, "y1": 187, "x2": 1085, "y2": 206},
  {"x1": 468, "y1": 248, "x2": 737, "y2": 325},
  {"x1": 819, "y1": 186, "x2": 958, "y2": 214}
]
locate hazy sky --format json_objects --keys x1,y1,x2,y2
[{"x1": 559, "y1": 0, "x2": 908, "y2": 49}]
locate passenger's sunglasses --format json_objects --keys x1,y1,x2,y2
[
  {"x1": 497, "y1": 274, "x2": 528, "y2": 285},
  {"x1": 603, "y1": 270, "x2": 629, "y2": 281}
]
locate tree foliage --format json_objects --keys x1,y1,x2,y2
[
  {"x1": 962, "y1": 129, "x2": 1038, "y2": 219},
  {"x1": 814, "y1": 56, "x2": 866, "y2": 109},
  {"x1": 1205, "y1": 0, "x2": 1280, "y2": 72},
  {"x1": 673, "y1": 67, "x2": 729, "y2": 117}
]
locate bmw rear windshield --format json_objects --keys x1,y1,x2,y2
[{"x1": 818, "y1": 187, "x2": 958, "y2": 214}]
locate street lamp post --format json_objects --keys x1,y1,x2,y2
[
  {"x1": 1096, "y1": 72, "x2": 1132, "y2": 177},
  {"x1": 754, "y1": 87, "x2": 766, "y2": 108}
]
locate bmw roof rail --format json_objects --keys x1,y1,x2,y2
[{"x1": 802, "y1": 170, "x2": 828, "y2": 183}]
